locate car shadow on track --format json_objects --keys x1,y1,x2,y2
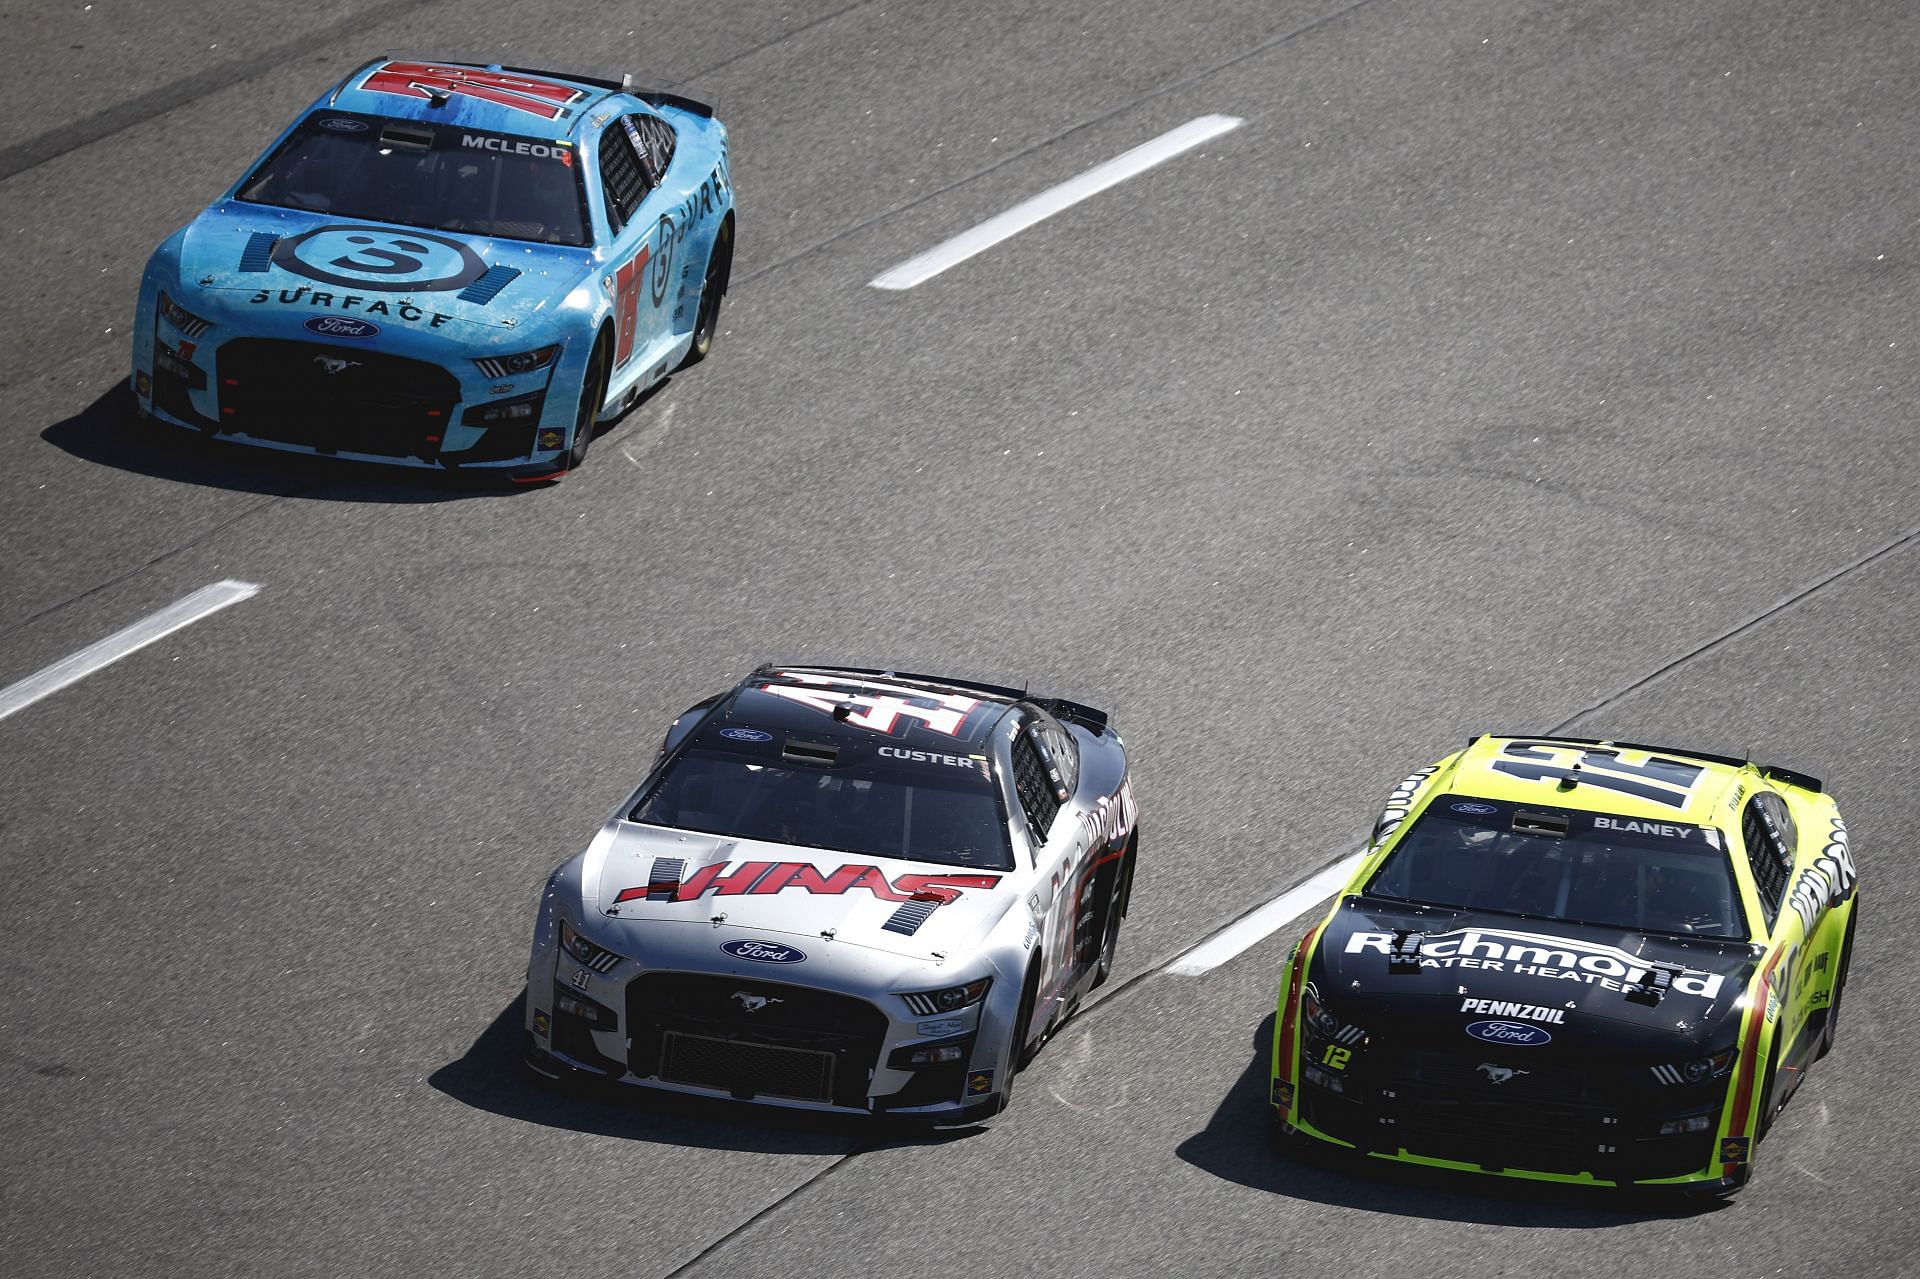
[
  {"x1": 429, "y1": 991, "x2": 988, "y2": 1157},
  {"x1": 41, "y1": 382, "x2": 659, "y2": 502},
  {"x1": 1174, "y1": 1013, "x2": 1727, "y2": 1227}
]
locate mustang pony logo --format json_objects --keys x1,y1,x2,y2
[
  {"x1": 731, "y1": 991, "x2": 783, "y2": 1013},
  {"x1": 1477, "y1": 1063, "x2": 1528, "y2": 1084},
  {"x1": 312, "y1": 356, "x2": 359, "y2": 375}
]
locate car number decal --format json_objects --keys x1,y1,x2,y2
[
  {"x1": 1492, "y1": 741, "x2": 1707, "y2": 809},
  {"x1": 362, "y1": 62, "x2": 587, "y2": 120}
]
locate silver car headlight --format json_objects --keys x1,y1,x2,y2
[
  {"x1": 558, "y1": 918, "x2": 622, "y2": 973},
  {"x1": 900, "y1": 977, "x2": 991, "y2": 1016}
]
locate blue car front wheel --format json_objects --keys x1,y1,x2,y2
[
  {"x1": 681, "y1": 218, "x2": 733, "y2": 367},
  {"x1": 568, "y1": 337, "x2": 611, "y2": 471}
]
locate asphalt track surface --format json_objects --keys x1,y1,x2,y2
[{"x1": 3, "y1": 1, "x2": 1918, "y2": 1275}]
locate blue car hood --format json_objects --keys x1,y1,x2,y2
[{"x1": 173, "y1": 201, "x2": 593, "y2": 347}]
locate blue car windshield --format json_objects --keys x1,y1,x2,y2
[
  {"x1": 1365, "y1": 798, "x2": 1749, "y2": 940},
  {"x1": 237, "y1": 112, "x2": 589, "y2": 246}
]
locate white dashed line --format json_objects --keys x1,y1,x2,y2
[
  {"x1": 869, "y1": 114, "x2": 1246, "y2": 290},
  {"x1": 1163, "y1": 850, "x2": 1366, "y2": 976},
  {"x1": 0, "y1": 580, "x2": 261, "y2": 723}
]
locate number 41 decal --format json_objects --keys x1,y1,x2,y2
[{"x1": 1493, "y1": 741, "x2": 1705, "y2": 809}]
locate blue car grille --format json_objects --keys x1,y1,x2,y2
[{"x1": 216, "y1": 339, "x2": 460, "y2": 459}]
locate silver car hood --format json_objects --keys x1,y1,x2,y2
[{"x1": 585, "y1": 822, "x2": 1017, "y2": 962}]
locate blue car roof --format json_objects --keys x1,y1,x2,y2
[{"x1": 320, "y1": 58, "x2": 627, "y2": 139}]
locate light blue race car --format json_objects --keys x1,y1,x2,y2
[{"x1": 131, "y1": 58, "x2": 734, "y2": 480}]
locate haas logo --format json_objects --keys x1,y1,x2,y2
[
  {"x1": 732, "y1": 991, "x2": 783, "y2": 1013},
  {"x1": 1477, "y1": 1063, "x2": 1528, "y2": 1084}
]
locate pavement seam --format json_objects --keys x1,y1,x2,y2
[
  {"x1": 0, "y1": 486, "x2": 310, "y2": 643},
  {"x1": 1549, "y1": 523, "x2": 1920, "y2": 728},
  {"x1": 0, "y1": 0, "x2": 442, "y2": 183},
  {"x1": 736, "y1": 0, "x2": 1386, "y2": 288},
  {"x1": 1124, "y1": 521, "x2": 1920, "y2": 993},
  {"x1": 0, "y1": 0, "x2": 876, "y2": 187},
  {"x1": 661, "y1": 1143, "x2": 877, "y2": 1279}
]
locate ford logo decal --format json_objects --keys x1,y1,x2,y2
[
  {"x1": 719, "y1": 727, "x2": 773, "y2": 742},
  {"x1": 1465, "y1": 1019, "x2": 1552, "y2": 1047},
  {"x1": 317, "y1": 116, "x2": 369, "y2": 132},
  {"x1": 304, "y1": 315, "x2": 380, "y2": 339},
  {"x1": 722, "y1": 939, "x2": 806, "y2": 964},
  {"x1": 1450, "y1": 801, "x2": 1499, "y2": 816}
]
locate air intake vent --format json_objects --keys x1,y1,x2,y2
[
  {"x1": 645, "y1": 856, "x2": 686, "y2": 902},
  {"x1": 882, "y1": 900, "x2": 940, "y2": 936},
  {"x1": 1388, "y1": 930, "x2": 1426, "y2": 974},
  {"x1": 380, "y1": 122, "x2": 435, "y2": 150},
  {"x1": 783, "y1": 741, "x2": 839, "y2": 766},
  {"x1": 1624, "y1": 964, "x2": 1678, "y2": 1008},
  {"x1": 239, "y1": 232, "x2": 278, "y2": 273},
  {"x1": 458, "y1": 265, "x2": 522, "y2": 305},
  {"x1": 1513, "y1": 810, "x2": 1569, "y2": 838}
]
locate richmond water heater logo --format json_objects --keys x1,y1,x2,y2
[{"x1": 1344, "y1": 927, "x2": 1727, "y2": 998}]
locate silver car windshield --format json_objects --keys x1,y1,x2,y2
[{"x1": 632, "y1": 750, "x2": 1014, "y2": 871}]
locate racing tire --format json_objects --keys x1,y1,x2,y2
[
  {"x1": 680, "y1": 219, "x2": 732, "y2": 367},
  {"x1": 1756, "y1": 1035, "x2": 1782, "y2": 1144},
  {"x1": 1090, "y1": 841, "x2": 1133, "y2": 988},
  {"x1": 1268, "y1": 1107, "x2": 1292, "y2": 1153},
  {"x1": 992, "y1": 961, "x2": 1042, "y2": 1116},
  {"x1": 1816, "y1": 906, "x2": 1857, "y2": 1061},
  {"x1": 568, "y1": 337, "x2": 610, "y2": 471}
]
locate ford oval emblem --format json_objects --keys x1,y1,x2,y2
[
  {"x1": 1451, "y1": 801, "x2": 1499, "y2": 816},
  {"x1": 1465, "y1": 1019, "x2": 1552, "y2": 1047},
  {"x1": 304, "y1": 315, "x2": 380, "y2": 339},
  {"x1": 719, "y1": 727, "x2": 773, "y2": 742},
  {"x1": 317, "y1": 116, "x2": 369, "y2": 132},
  {"x1": 722, "y1": 939, "x2": 806, "y2": 964}
]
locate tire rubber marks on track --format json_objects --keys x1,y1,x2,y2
[
  {"x1": 0, "y1": 580, "x2": 260, "y2": 722},
  {"x1": 869, "y1": 114, "x2": 1245, "y2": 290}
]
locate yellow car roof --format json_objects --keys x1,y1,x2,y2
[{"x1": 1442, "y1": 735, "x2": 1751, "y2": 829}]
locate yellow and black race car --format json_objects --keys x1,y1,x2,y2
[{"x1": 1269, "y1": 735, "x2": 1858, "y2": 1194}]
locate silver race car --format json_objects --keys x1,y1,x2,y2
[{"x1": 523, "y1": 664, "x2": 1137, "y2": 1122}]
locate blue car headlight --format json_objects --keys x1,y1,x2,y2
[
  {"x1": 474, "y1": 344, "x2": 561, "y2": 378},
  {"x1": 157, "y1": 291, "x2": 212, "y2": 338}
]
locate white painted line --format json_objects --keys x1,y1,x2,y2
[
  {"x1": 1164, "y1": 850, "x2": 1367, "y2": 976},
  {"x1": 0, "y1": 580, "x2": 261, "y2": 723},
  {"x1": 869, "y1": 113, "x2": 1246, "y2": 290}
]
